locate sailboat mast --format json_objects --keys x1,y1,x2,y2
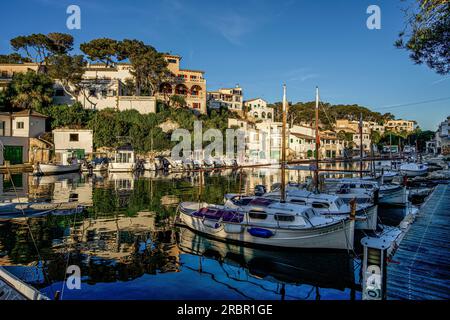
[
  {"x1": 314, "y1": 87, "x2": 320, "y2": 193},
  {"x1": 281, "y1": 84, "x2": 287, "y2": 203},
  {"x1": 359, "y1": 113, "x2": 363, "y2": 179}
]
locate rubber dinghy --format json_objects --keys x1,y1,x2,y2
[{"x1": 177, "y1": 197, "x2": 354, "y2": 251}]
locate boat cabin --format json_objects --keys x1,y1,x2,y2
[{"x1": 112, "y1": 145, "x2": 135, "y2": 164}]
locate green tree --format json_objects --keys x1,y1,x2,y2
[
  {"x1": 39, "y1": 103, "x2": 94, "y2": 129},
  {"x1": 80, "y1": 38, "x2": 121, "y2": 67},
  {"x1": 169, "y1": 95, "x2": 187, "y2": 109},
  {"x1": 7, "y1": 71, "x2": 54, "y2": 110},
  {"x1": 47, "y1": 54, "x2": 86, "y2": 101},
  {"x1": 396, "y1": 0, "x2": 449, "y2": 75},
  {"x1": 0, "y1": 53, "x2": 32, "y2": 64},
  {"x1": 118, "y1": 39, "x2": 169, "y2": 96},
  {"x1": 10, "y1": 33, "x2": 74, "y2": 69}
]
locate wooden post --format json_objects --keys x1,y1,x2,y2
[{"x1": 349, "y1": 198, "x2": 356, "y2": 220}]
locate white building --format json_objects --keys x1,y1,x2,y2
[
  {"x1": 436, "y1": 116, "x2": 450, "y2": 155},
  {"x1": 207, "y1": 86, "x2": 243, "y2": 111},
  {"x1": 289, "y1": 125, "x2": 316, "y2": 159},
  {"x1": 228, "y1": 118, "x2": 348, "y2": 163},
  {"x1": 53, "y1": 128, "x2": 93, "y2": 159},
  {"x1": 53, "y1": 63, "x2": 156, "y2": 114},
  {"x1": 385, "y1": 119, "x2": 416, "y2": 133},
  {"x1": 244, "y1": 98, "x2": 274, "y2": 121},
  {"x1": 0, "y1": 110, "x2": 48, "y2": 165}
]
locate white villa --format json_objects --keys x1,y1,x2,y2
[
  {"x1": 53, "y1": 63, "x2": 157, "y2": 114},
  {"x1": 244, "y1": 98, "x2": 274, "y2": 121}
]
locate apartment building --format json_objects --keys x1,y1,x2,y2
[
  {"x1": 156, "y1": 55, "x2": 207, "y2": 113},
  {"x1": 207, "y1": 85, "x2": 243, "y2": 112},
  {"x1": 244, "y1": 98, "x2": 274, "y2": 121},
  {"x1": 335, "y1": 119, "x2": 374, "y2": 151},
  {"x1": 319, "y1": 131, "x2": 347, "y2": 158},
  {"x1": 385, "y1": 119, "x2": 416, "y2": 133}
]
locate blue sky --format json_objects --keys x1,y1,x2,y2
[{"x1": 1, "y1": 0, "x2": 449, "y2": 130}]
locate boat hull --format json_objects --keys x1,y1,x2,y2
[
  {"x1": 33, "y1": 163, "x2": 80, "y2": 176},
  {"x1": 379, "y1": 186, "x2": 407, "y2": 206},
  {"x1": 108, "y1": 163, "x2": 135, "y2": 172},
  {"x1": 323, "y1": 205, "x2": 378, "y2": 231},
  {"x1": 400, "y1": 169, "x2": 428, "y2": 177},
  {"x1": 178, "y1": 210, "x2": 354, "y2": 250}
]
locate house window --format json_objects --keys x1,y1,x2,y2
[
  {"x1": 69, "y1": 134, "x2": 79, "y2": 142},
  {"x1": 1, "y1": 71, "x2": 8, "y2": 78},
  {"x1": 16, "y1": 122, "x2": 24, "y2": 129},
  {"x1": 167, "y1": 59, "x2": 177, "y2": 64},
  {"x1": 0, "y1": 121, "x2": 4, "y2": 136},
  {"x1": 89, "y1": 88, "x2": 96, "y2": 96},
  {"x1": 192, "y1": 103, "x2": 201, "y2": 109}
]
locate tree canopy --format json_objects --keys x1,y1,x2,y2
[
  {"x1": 396, "y1": 0, "x2": 450, "y2": 75},
  {"x1": 6, "y1": 71, "x2": 54, "y2": 110},
  {"x1": 0, "y1": 53, "x2": 32, "y2": 64},
  {"x1": 269, "y1": 101, "x2": 395, "y2": 129},
  {"x1": 10, "y1": 33, "x2": 74, "y2": 68}
]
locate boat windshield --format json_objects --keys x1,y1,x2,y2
[
  {"x1": 335, "y1": 198, "x2": 344, "y2": 208},
  {"x1": 115, "y1": 152, "x2": 133, "y2": 163}
]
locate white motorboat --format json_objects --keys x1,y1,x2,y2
[
  {"x1": 178, "y1": 198, "x2": 354, "y2": 250},
  {"x1": 243, "y1": 188, "x2": 378, "y2": 230},
  {"x1": 323, "y1": 178, "x2": 378, "y2": 204},
  {"x1": 143, "y1": 159, "x2": 157, "y2": 171},
  {"x1": 33, "y1": 162, "x2": 80, "y2": 176},
  {"x1": 379, "y1": 184, "x2": 407, "y2": 206},
  {"x1": 108, "y1": 146, "x2": 136, "y2": 172},
  {"x1": 324, "y1": 177, "x2": 407, "y2": 206},
  {"x1": 203, "y1": 158, "x2": 214, "y2": 168},
  {"x1": 380, "y1": 170, "x2": 399, "y2": 183},
  {"x1": 400, "y1": 163, "x2": 428, "y2": 177}
]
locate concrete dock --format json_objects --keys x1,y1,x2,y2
[{"x1": 387, "y1": 184, "x2": 450, "y2": 300}]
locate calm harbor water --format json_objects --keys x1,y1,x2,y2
[{"x1": 0, "y1": 166, "x2": 406, "y2": 300}]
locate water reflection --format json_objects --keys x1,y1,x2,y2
[{"x1": 0, "y1": 167, "x2": 373, "y2": 300}]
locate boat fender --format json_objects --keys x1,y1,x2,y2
[
  {"x1": 248, "y1": 228, "x2": 274, "y2": 238},
  {"x1": 203, "y1": 219, "x2": 221, "y2": 229}
]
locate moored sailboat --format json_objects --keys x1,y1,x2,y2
[{"x1": 176, "y1": 85, "x2": 355, "y2": 250}]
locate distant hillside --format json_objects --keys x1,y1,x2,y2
[{"x1": 268, "y1": 101, "x2": 395, "y2": 129}]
